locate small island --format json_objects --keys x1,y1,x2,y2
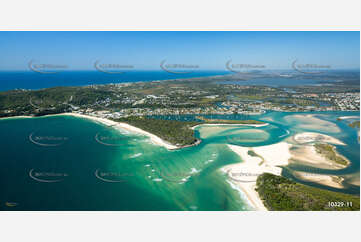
[{"x1": 314, "y1": 143, "x2": 349, "y2": 166}]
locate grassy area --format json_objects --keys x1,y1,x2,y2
[
  {"x1": 195, "y1": 116, "x2": 264, "y2": 124},
  {"x1": 314, "y1": 143, "x2": 349, "y2": 166},
  {"x1": 256, "y1": 173, "x2": 360, "y2": 211},
  {"x1": 114, "y1": 116, "x2": 201, "y2": 147}
]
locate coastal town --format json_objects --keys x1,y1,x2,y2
[
  {"x1": 53, "y1": 88, "x2": 361, "y2": 119},
  {"x1": 76, "y1": 89, "x2": 360, "y2": 121},
  {"x1": 1, "y1": 75, "x2": 359, "y2": 119}
]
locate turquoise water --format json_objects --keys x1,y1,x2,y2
[{"x1": 0, "y1": 111, "x2": 359, "y2": 210}]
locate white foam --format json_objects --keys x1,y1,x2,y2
[
  {"x1": 130, "y1": 153, "x2": 142, "y2": 158},
  {"x1": 226, "y1": 179, "x2": 254, "y2": 210},
  {"x1": 190, "y1": 168, "x2": 200, "y2": 174},
  {"x1": 278, "y1": 130, "x2": 290, "y2": 138},
  {"x1": 183, "y1": 176, "x2": 191, "y2": 181}
]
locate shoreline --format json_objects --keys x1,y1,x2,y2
[
  {"x1": 0, "y1": 115, "x2": 33, "y2": 120},
  {"x1": 337, "y1": 116, "x2": 360, "y2": 120},
  {"x1": 289, "y1": 132, "x2": 350, "y2": 170},
  {"x1": 54, "y1": 113, "x2": 179, "y2": 150},
  {"x1": 292, "y1": 171, "x2": 344, "y2": 189},
  {"x1": 223, "y1": 134, "x2": 347, "y2": 210},
  {"x1": 223, "y1": 142, "x2": 292, "y2": 211},
  {"x1": 293, "y1": 132, "x2": 345, "y2": 145},
  {"x1": 0, "y1": 113, "x2": 179, "y2": 150},
  {"x1": 52, "y1": 113, "x2": 204, "y2": 150},
  {"x1": 1, "y1": 112, "x2": 358, "y2": 210},
  {"x1": 0, "y1": 73, "x2": 231, "y2": 92},
  {"x1": 1, "y1": 113, "x2": 269, "y2": 150},
  {"x1": 191, "y1": 122, "x2": 269, "y2": 130}
]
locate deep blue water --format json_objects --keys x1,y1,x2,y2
[
  {"x1": 217, "y1": 77, "x2": 333, "y2": 87},
  {"x1": 1, "y1": 70, "x2": 359, "y2": 91},
  {"x1": 0, "y1": 70, "x2": 229, "y2": 91}
]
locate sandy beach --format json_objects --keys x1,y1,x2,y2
[
  {"x1": 222, "y1": 133, "x2": 345, "y2": 208},
  {"x1": 2, "y1": 113, "x2": 271, "y2": 150},
  {"x1": 284, "y1": 114, "x2": 341, "y2": 133},
  {"x1": 223, "y1": 142, "x2": 292, "y2": 211},
  {"x1": 293, "y1": 132, "x2": 345, "y2": 145},
  {"x1": 191, "y1": 122, "x2": 269, "y2": 130},
  {"x1": 292, "y1": 171, "x2": 344, "y2": 189},
  {"x1": 337, "y1": 116, "x2": 359, "y2": 120},
  {"x1": 222, "y1": 132, "x2": 349, "y2": 210},
  {"x1": 42, "y1": 113, "x2": 178, "y2": 150},
  {"x1": 289, "y1": 144, "x2": 348, "y2": 170},
  {"x1": 289, "y1": 131, "x2": 350, "y2": 170},
  {"x1": 0, "y1": 115, "x2": 33, "y2": 120}
]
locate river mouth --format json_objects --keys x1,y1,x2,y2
[{"x1": 0, "y1": 111, "x2": 359, "y2": 210}]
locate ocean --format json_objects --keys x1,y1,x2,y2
[
  {"x1": 1, "y1": 70, "x2": 358, "y2": 91},
  {"x1": 0, "y1": 71, "x2": 229, "y2": 91},
  {"x1": 0, "y1": 111, "x2": 359, "y2": 210}
]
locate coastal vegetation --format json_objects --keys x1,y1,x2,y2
[
  {"x1": 0, "y1": 74, "x2": 358, "y2": 211},
  {"x1": 0, "y1": 73, "x2": 359, "y2": 119},
  {"x1": 256, "y1": 173, "x2": 360, "y2": 211},
  {"x1": 314, "y1": 143, "x2": 349, "y2": 166},
  {"x1": 114, "y1": 116, "x2": 201, "y2": 146},
  {"x1": 114, "y1": 116, "x2": 265, "y2": 147}
]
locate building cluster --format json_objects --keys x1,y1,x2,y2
[{"x1": 71, "y1": 89, "x2": 360, "y2": 119}]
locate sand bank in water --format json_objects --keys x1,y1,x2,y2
[
  {"x1": 223, "y1": 130, "x2": 352, "y2": 210},
  {"x1": 289, "y1": 145, "x2": 348, "y2": 170},
  {"x1": 191, "y1": 123, "x2": 269, "y2": 130},
  {"x1": 292, "y1": 171, "x2": 344, "y2": 189},
  {"x1": 284, "y1": 114, "x2": 340, "y2": 133},
  {"x1": 338, "y1": 116, "x2": 359, "y2": 120},
  {"x1": 293, "y1": 132, "x2": 345, "y2": 145},
  {"x1": 53, "y1": 113, "x2": 178, "y2": 150},
  {"x1": 289, "y1": 132, "x2": 349, "y2": 170},
  {"x1": 223, "y1": 142, "x2": 292, "y2": 211}
]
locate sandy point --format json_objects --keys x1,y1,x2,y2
[
  {"x1": 293, "y1": 132, "x2": 345, "y2": 145},
  {"x1": 223, "y1": 142, "x2": 292, "y2": 211}
]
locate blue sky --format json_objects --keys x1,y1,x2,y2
[{"x1": 0, "y1": 31, "x2": 359, "y2": 70}]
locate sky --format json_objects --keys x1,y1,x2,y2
[{"x1": 0, "y1": 31, "x2": 359, "y2": 71}]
